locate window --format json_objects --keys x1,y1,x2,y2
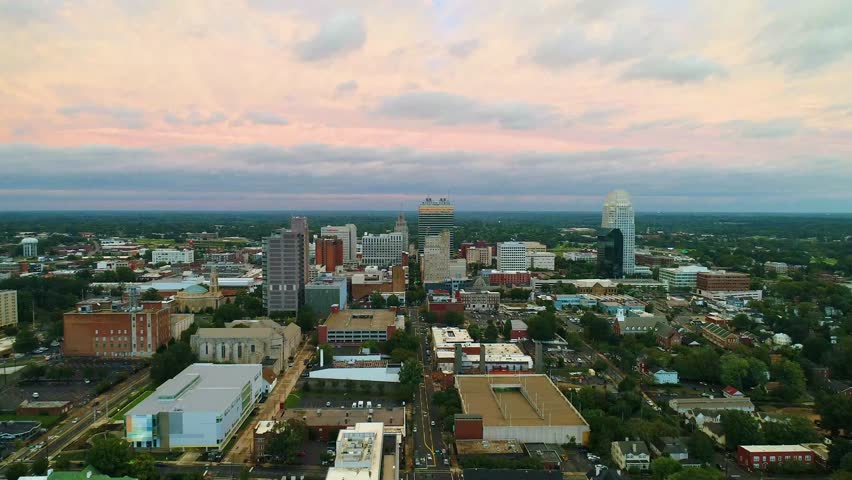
[
  {"x1": 221, "y1": 344, "x2": 226, "y2": 357},
  {"x1": 805, "y1": 455, "x2": 811, "y2": 461},
  {"x1": 205, "y1": 344, "x2": 209, "y2": 355},
  {"x1": 250, "y1": 344, "x2": 256, "y2": 353}
]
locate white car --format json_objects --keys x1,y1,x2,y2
[
  {"x1": 32, "y1": 392, "x2": 39, "y2": 399},
  {"x1": 430, "y1": 420, "x2": 436, "y2": 426},
  {"x1": 71, "y1": 418, "x2": 79, "y2": 424},
  {"x1": 413, "y1": 426, "x2": 417, "y2": 433},
  {"x1": 326, "y1": 401, "x2": 332, "y2": 407}
]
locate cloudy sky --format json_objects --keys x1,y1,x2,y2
[{"x1": 1, "y1": 0, "x2": 851, "y2": 212}]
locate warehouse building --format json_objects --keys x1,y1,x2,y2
[
  {"x1": 454, "y1": 375, "x2": 589, "y2": 444},
  {"x1": 125, "y1": 363, "x2": 264, "y2": 450}
]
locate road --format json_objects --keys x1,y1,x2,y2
[
  {"x1": 3, "y1": 367, "x2": 151, "y2": 466},
  {"x1": 224, "y1": 337, "x2": 312, "y2": 464},
  {"x1": 409, "y1": 308, "x2": 449, "y2": 473},
  {"x1": 156, "y1": 463, "x2": 328, "y2": 480}
]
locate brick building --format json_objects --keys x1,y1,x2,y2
[
  {"x1": 696, "y1": 271, "x2": 751, "y2": 291},
  {"x1": 316, "y1": 237, "x2": 344, "y2": 273},
  {"x1": 737, "y1": 445, "x2": 817, "y2": 472},
  {"x1": 62, "y1": 299, "x2": 172, "y2": 358},
  {"x1": 486, "y1": 270, "x2": 531, "y2": 287}
]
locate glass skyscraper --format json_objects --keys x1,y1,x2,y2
[{"x1": 601, "y1": 190, "x2": 635, "y2": 276}]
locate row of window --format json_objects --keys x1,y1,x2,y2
[{"x1": 751, "y1": 454, "x2": 812, "y2": 462}]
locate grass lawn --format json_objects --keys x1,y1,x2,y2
[
  {"x1": 111, "y1": 388, "x2": 155, "y2": 420},
  {"x1": 135, "y1": 238, "x2": 176, "y2": 247},
  {"x1": 285, "y1": 392, "x2": 302, "y2": 408},
  {"x1": 810, "y1": 256, "x2": 837, "y2": 266},
  {"x1": 0, "y1": 414, "x2": 61, "y2": 428}
]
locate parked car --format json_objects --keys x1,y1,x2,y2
[{"x1": 32, "y1": 392, "x2": 39, "y2": 398}]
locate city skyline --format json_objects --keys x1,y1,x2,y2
[{"x1": 1, "y1": 1, "x2": 851, "y2": 212}]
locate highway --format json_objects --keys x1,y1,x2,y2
[{"x1": 3, "y1": 367, "x2": 151, "y2": 466}]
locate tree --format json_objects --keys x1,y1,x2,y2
[
  {"x1": 31, "y1": 456, "x2": 49, "y2": 475},
  {"x1": 319, "y1": 344, "x2": 334, "y2": 364},
  {"x1": 731, "y1": 313, "x2": 752, "y2": 332},
  {"x1": 802, "y1": 334, "x2": 831, "y2": 363},
  {"x1": 265, "y1": 419, "x2": 307, "y2": 464},
  {"x1": 668, "y1": 468, "x2": 723, "y2": 480},
  {"x1": 722, "y1": 410, "x2": 764, "y2": 450},
  {"x1": 502, "y1": 319, "x2": 512, "y2": 340},
  {"x1": 370, "y1": 292, "x2": 386, "y2": 308},
  {"x1": 618, "y1": 376, "x2": 637, "y2": 392},
  {"x1": 688, "y1": 431, "x2": 715, "y2": 464},
  {"x1": 585, "y1": 315, "x2": 612, "y2": 342},
  {"x1": 131, "y1": 453, "x2": 159, "y2": 480},
  {"x1": 386, "y1": 294, "x2": 400, "y2": 307},
  {"x1": 399, "y1": 360, "x2": 423, "y2": 395},
  {"x1": 816, "y1": 394, "x2": 852, "y2": 435},
  {"x1": 651, "y1": 457, "x2": 681, "y2": 480},
  {"x1": 672, "y1": 347, "x2": 720, "y2": 382},
  {"x1": 239, "y1": 468, "x2": 251, "y2": 480},
  {"x1": 391, "y1": 348, "x2": 415, "y2": 363},
  {"x1": 141, "y1": 288, "x2": 162, "y2": 301},
  {"x1": 86, "y1": 435, "x2": 132, "y2": 476},
  {"x1": 484, "y1": 323, "x2": 499, "y2": 343},
  {"x1": 150, "y1": 342, "x2": 198, "y2": 385},
  {"x1": 296, "y1": 306, "x2": 318, "y2": 332},
  {"x1": 770, "y1": 359, "x2": 806, "y2": 401},
  {"x1": 527, "y1": 312, "x2": 557, "y2": 340},
  {"x1": 468, "y1": 324, "x2": 482, "y2": 341},
  {"x1": 444, "y1": 311, "x2": 464, "y2": 327},
  {"x1": 5, "y1": 464, "x2": 29, "y2": 480},
  {"x1": 14, "y1": 327, "x2": 38, "y2": 353},
  {"x1": 212, "y1": 302, "x2": 243, "y2": 326},
  {"x1": 719, "y1": 354, "x2": 768, "y2": 390},
  {"x1": 19, "y1": 363, "x2": 46, "y2": 381},
  {"x1": 764, "y1": 416, "x2": 820, "y2": 445}
]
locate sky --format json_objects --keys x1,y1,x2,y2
[{"x1": 1, "y1": 0, "x2": 851, "y2": 212}]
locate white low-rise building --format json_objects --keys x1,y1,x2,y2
[
  {"x1": 152, "y1": 249, "x2": 195, "y2": 265},
  {"x1": 659, "y1": 265, "x2": 710, "y2": 290},
  {"x1": 527, "y1": 252, "x2": 556, "y2": 271},
  {"x1": 125, "y1": 363, "x2": 263, "y2": 450}
]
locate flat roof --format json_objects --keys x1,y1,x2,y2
[
  {"x1": 282, "y1": 407, "x2": 405, "y2": 428},
  {"x1": 326, "y1": 309, "x2": 397, "y2": 331},
  {"x1": 194, "y1": 327, "x2": 278, "y2": 338},
  {"x1": 327, "y1": 422, "x2": 384, "y2": 480},
  {"x1": 128, "y1": 363, "x2": 260, "y2": 416},
  {"x1": 455, "y1": 375, "x2": 588, "y2": 428},
  {"x1": 432, "y1": 327, "x2": 474, "y2": 348},
  {"x1": 740, "y1": 445, "x2": 813, "y2": 453},
  {"x1": 670, "y1": 397, "x2": 754, "y2": 410}
]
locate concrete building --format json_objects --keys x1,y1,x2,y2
[
  {"x1": 316, "y1": 237, "x2": 344, "y2": 273},
  {"x1": 263, "y1": 219, "x2": 308, "y2": 315},
  {"x1": 321, "y1": 225, "x2": 358, "y2": 265},
  {"x1": 652, "y1": 369, "x2": 679, "y2": 385},
  {"x1": 669, "y1": 397, "x2": 755, "y2": 414},
  {"x1": 696, "y1": 271, "x2": 751, "y2": 291},
  {"x1": 611, "y1": 441, "x2": 650, "y2": 471},
  {"x1": 523, "y1": 242, "x2": 547, "y2": 253},
  {"x1": 21, "y1": 237, "x2": 38, "y2": 258},
  {"x1": 466, "y1": 246, "x2": 493, "y2": 266},
  {"x1": 362, "y1": 232, "x2": 405, "y2": 267},
  {"x1": 169, "y1": 314, "x2": 194, "y2": 341},
  {"x1": 418, "y1": 197, "x2": 454, "y2": 254},
  {"x1": 0, "y1": 290, "x2": 18, "y2": 328},
  {"x1": 125, "y1": 363, "x2": 263, "y2": 450},
  {"x1": 764, "y1": 262, "x2": 788, "y2": 274},
  {"x1": 453, "y1": 375, "x2": 589, "y2": 444},
  {"x1": 423, "y1": 230, "x2": 451, "y2": 284},
  {"x1": 563, "y1": 251, "x2": 597, "y2": 262},
  {"x1": 226, "y1": 319, "x2": 302, "y2": 360},
  {"x1": 174, "y1": 269, "x2": 224, "y2": 313},
  {"x1": 318, "y1": 308, "x2": 404, "y2": 345},
  {"x1": 191, "y1": 327, "x2": 284, "y2": 374},
  {"x1": 326, "y1": 422, "x2": 388, "y2": 480},
  {"x1": 601, "y1": 190, "x2": 635, "y2": 275},
  {"x1": 527, "y1": 252, "x2": 555, "y2": 271},
  {"x1": 449, "y1": 259, "x2": 467, "y2": 280},
  {"x1": 63, "y1": 299, "x2": 171, "y2": 358},
  {"x1": 152, "y1": 249, "x2": 194, "y2": 265},
  {"x1": 435, "y1": 343, "x2": 533, "y2": 374},
  {"x1": 659, "y1": 265, "x2": 710, "y2": 290},
  {"x1": 459, "y1": 289, "x2": 500, "y2": 312},
  {"x1": 737, "y1": 445, "x2": 817, "y2": 472},
  {"x1": 281, "y1": 407, "x2": 406, "y2": 442},
  {"x1": 393, "y1": 213, "x2": 409, "y2": 251},
  {"x1": 497, "y1": 242, "x2": 528, "y2": 271},
  {"x1": 305, "y1": 274, "x2": 348, "y2": 317},
  {"x1": 350, "y1": 266, "x2": 406, "y2": 302}
]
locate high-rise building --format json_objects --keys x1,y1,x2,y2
[
  {"x1": 21, "y1": 237, "x2": 38, "y2": 258},
  {"x1": 361, "y1": 232, "x2": 405, "y2": 267},
  {"x1": 496, "y1": 242, "x2": 528, "y2": 271},
  {"x1": 290, "y1": 217, "x2": 310, "y2": 284},
  {"x1": 315, "y1": 237, "x2": 344, "y2": 273},
  {"x1": 418, "y1": 197, "x2": 454, "y2": 254},
  {"x1": 263, "y1": 219, "x2": 308, "y2": 315},
  {"x1": 320, "y1": 224, "x2": 358, "y2": 264},
  {"x1": 422, "y1": 230, "x2": 451, "y2": 283},
  {"x1": 0, "y1": 290, "x2": 18, "y2": 328},
  {"x1": 394, "y1": 213, "x2": 409, "y2": 251},
  {"x1": 597, "y1": 229, "x2": 624, "y2": 278},
  {"x1": 601, "y1": 190, "x2": 635, "y2": 276}
]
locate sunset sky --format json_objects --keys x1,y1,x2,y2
[{"x1": 1, "y1": 0, "x2": 851, "y2": 212}]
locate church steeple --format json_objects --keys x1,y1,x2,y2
[{"x1": 210, "y1": 264, "x2": 219, "y2": 294}]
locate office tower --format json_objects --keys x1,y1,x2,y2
[
  {"x1": 290, "y1": 216, "x2": 310, "y2": 284},
  {"x1": 496, "y1": 242, "x2": 528, "y2": 271},
  {"x1": 316, "y1": 237, "x2": 344, "y2": 273},
  {"x1": 597, "y1": 228, "x2": 624, "y2": 278},
  {"x1": 601, "y1": 190, "x2": 635, "y2": 275},
  {"x1": 0, "y1": 290, "x2": 18, "y2": 328},
  {"x1": 394, "y1": 213, "x2": 409, "y2": 250},
  {"x1": 422, "y1": 230, "x2": 451, "y2": 283},
  {"x1": 361, "y1": 232, "x2": 405, "y2": 267},
  {"x1": 263, "y1": 219, "x2": 308, "y2": 315},
  {"x1": 21, "y1": 237, "x2": 38, "y2": 258},
  {"x1": 320, "y1": 224, "x2": 358, "y2": 264},
  {"x1": 418, "y1": 197, "x2": 454, "y2": 254}
]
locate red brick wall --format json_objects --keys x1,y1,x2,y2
[
  {"x1": 317, "y1": 325, "x2": 328, "y2": 344},
  {"x1": 454, "y1": 417, "x2": 483, "y2": 440},
  {"x1": 62, "y1": 307, "x2": 171, "y2": 357},
  {"x1": 511, "y1": 329, "x2": 529, "y2": 340}
]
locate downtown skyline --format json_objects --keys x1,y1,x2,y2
[{"x1": 1, "y1": 0, "x2": 851, "y2": 212}]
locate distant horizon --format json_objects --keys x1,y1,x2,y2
[{"x1": 0, "y1": 209, "x2": 850, "y2": 216}]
